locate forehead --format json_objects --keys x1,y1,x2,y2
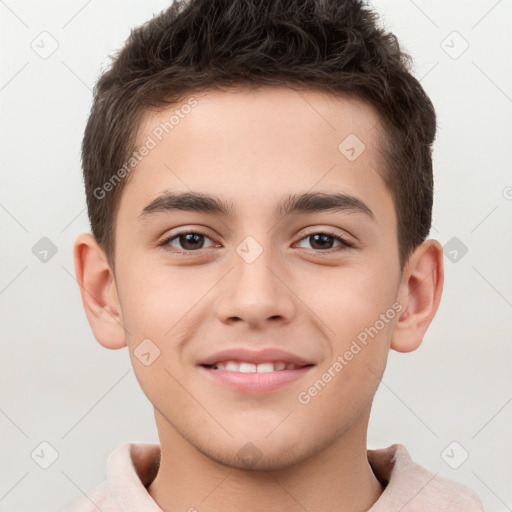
[
  {"x1": 136, "y1": 86, "x2": 382, "y2": 166},
  {"x1": 119, "y1": 86, "x2": 393, "y2": 225}
]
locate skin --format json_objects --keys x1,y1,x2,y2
[{"x1": 74, "y1": 86, "x2": 443, "y2": 512}]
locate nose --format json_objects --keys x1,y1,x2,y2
[{"x1": 213, "y1": 242, "x2": 297, "y2": 328}]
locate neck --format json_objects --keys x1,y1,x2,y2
[{"x1": 148, "y1": 407, "x2": 384, "y2": 512}]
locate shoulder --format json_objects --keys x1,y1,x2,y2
[
  {"x1": 63, "y1": 442, "x2": 162, "y2": 512},
  {"x1": 64, "y1": 481, "x2": 116, "y2": 512},
  {"x1": 368, "y1": 443, "x2": 484, "y2": 512}
]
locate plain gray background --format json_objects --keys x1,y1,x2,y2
[{"x1": 1, "y1": 1, "x2": 511, "y2": 510}]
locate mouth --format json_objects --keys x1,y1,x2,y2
[
  {"x1": 197, "y1": 348, "x2": 315, "y2": 393},
  {"x1": 201, "y1": 361, "x2": 311, "y2": 372}
]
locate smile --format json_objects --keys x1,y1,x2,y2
[{"x1": 203, "y1": 361, "x2": 305, "y2": 372}]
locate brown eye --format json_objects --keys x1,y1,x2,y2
[
  {"x1": 160, "y1": 231, "x2": 216, "y2": 252},
  {"x1": 309, "y1": 233, "x2": 335, "y2": 250},
  {"x1": 296, "y1": 232, "x2": 352, "y2": 251}
]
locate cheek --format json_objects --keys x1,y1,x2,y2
[
  {"x1": 118, "y1": 257, "x2": 216, "y2": 338},
  {"x1": 314, "y1": 263, "x2": 399, "y2": 338},
  {"x1": 118, "y1": 263, "x2": 219, "y2": 400},
  {"x1": 307, "y1": 261, "x2": 398, "y2": 396},
  {"x1": 296, "y1": 301, "x2": 395, "y2": 424}
]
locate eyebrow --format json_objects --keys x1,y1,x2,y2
[{"x1": 138, "y1": 191, "x2": 374, "y2": 222}]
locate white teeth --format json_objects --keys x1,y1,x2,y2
[
  {"x1": 256, "y1": 363, "x2": 274, "y2": 373},
  {"x1": 209, "y1": 360, "x2": 300, "y2": 372},
  {"x1": 239, "y1": 363, "x2": 257, "y2": 373},
  {"x1": 225, "y1": 361, "x2": 238, "y2": 371}
]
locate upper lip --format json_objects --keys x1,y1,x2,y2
[{"x1": 198, "y1": 348, "x2": 315, "y2": 367}]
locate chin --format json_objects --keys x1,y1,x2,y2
[{"x1": 205, "y1": 442, "x2": 312, "y2": 472}]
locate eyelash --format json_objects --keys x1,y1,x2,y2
[{"x1": 158, "y1": 229, "x2": 353, "y2": 255}]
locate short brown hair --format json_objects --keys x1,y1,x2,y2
[{"x1": 82, "y1": 0, "x2": 436, "y2": 270}]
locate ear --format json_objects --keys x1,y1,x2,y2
[
  {"x1": 73, "y1": 233, "x2": 127, "y2": 349},
  {"x1": 391, "y1": 239, "x2": 444, "y2": 353}
]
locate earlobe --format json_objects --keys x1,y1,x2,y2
[
  {"x1": 390, "y1": 239, "x2": 444, "y2": 353},
  {"x1": 73, "y1": 233, "x2": 127, "y2": 350}
]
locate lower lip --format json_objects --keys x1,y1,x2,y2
[{"x1": 198, "y1": 365, "x2": 314, "y2": 393}]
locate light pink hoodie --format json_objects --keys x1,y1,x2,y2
[{"x1": 65, "y1": 443, "x2": 484, "y2": 511}]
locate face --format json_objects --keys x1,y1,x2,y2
[{"x1": 112, "y1": 87, "x2": 403, "y2": 469}]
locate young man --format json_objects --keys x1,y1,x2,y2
[{"x1": 68, "y1": 0, "x2": 484, "y2": 510}]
